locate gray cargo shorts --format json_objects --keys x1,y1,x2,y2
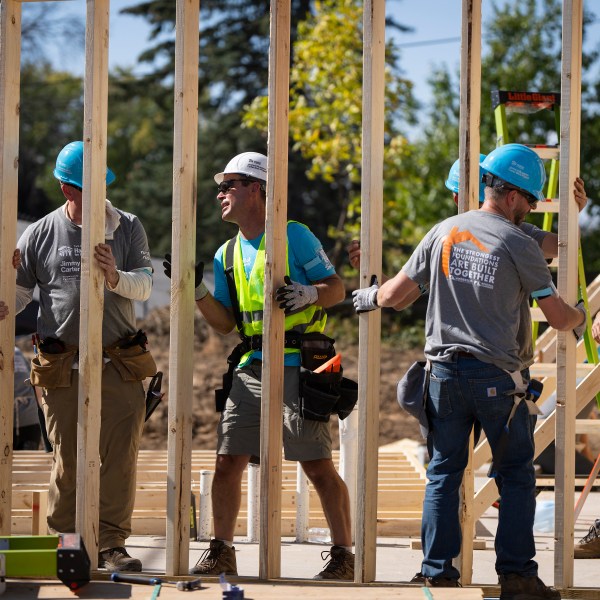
[{"x1": 217, "y1": 361, "x2": 332, "y2": 461}]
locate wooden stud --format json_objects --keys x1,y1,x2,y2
[
  {"x1": 457, "y1": 0, "x2": 482, "y2": 586},
  {"x1": 355, "y1": 0, "x2": 385, "y2": 584},
  {"x1": 165, "y1": 0, "x2": 199, "y2": 576},
  {"x1": 555, "y1": 0, "x2": 583, "y2": 587},
  {"x1": 0, "y1": 0, "x2": 21, "y2": 537},
  {"x1": 259, "y1": 0, "x2": 291, "y2": 580},
  {"x1": 76, "y1": 0, "x2": 111, "y2": 569}
]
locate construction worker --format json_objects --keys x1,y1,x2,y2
[
  {"x1": 165, "y1": 152, "x2": 354, "y2": 580},
  {"x1": 348, "y1": 155, "x2": 587, "y2": 366},
  {"x1": 14, "y1": 141, "x2": 155, "y2": 572},
  {"x1": 352, "y1": 143, "x2": 586, "y2": 598}
]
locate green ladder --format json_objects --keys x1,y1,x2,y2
[{"x1": 492, "y1": 89, "x2": 598, "y2": 397}]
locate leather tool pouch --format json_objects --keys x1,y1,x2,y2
[
  {"x1": 30, "y1": 338, "x2": 77, "y2": 389},
  {"x1": 104, "y1": 330, "x2": 157, "y2": 382},
  {"x1": 299, "y1": 367, "x2": 342, "y2": 422}
]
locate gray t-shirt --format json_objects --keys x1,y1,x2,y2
[
  {"x1": 517, "y1": 222, "x2": 549, "y2": 366},
  {"x1": 17, "y1": 206, "x2": 152, "y2": 347},
  {"x1": 402, "y1": 210, "x2": 554, "y2": 372}
]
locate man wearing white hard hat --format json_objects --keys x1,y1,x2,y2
[{"x1": 165, "y1": 152, "x2": 354, "y2": 579}]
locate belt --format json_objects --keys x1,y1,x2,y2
[{"x1": 456, "y1": 351, "x2": 476, "y2": 358}]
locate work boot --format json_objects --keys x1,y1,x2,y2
[
  {"x1": 499, "y1": 573, "x2": 560, "y2": 600},
  {"x1": 98, "y1": 547, "x2": 142, "y2": 572},
  {"x1": 410, "y1": 572, "x2": 461, "y2": 587},
  {"x1": 190, "y1": 539, "x2": 237, "y2": 576},
  {"x1": 313, "y1": 546, "x2": 354, "y2": 580},
  {"x1": 574, "y1": 519, "x2": 600, "y2": 559}
]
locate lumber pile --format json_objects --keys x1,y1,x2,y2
[{"x1": 11, "y1": 443, "x2": 427, "y2": 538}]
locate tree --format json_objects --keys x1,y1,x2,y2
[
  {"x1": 243, "y1": 0, "x2": 418, "y2": 271},
  {"x1": 18, "y1": 4, "x2": 85, "y2": 220}
]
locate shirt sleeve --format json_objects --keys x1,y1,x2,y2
[
  {"x1": 106, "y1": 268, "x2": 152, "y2": 301},
  {"x1": 287, "y1": 222, "x2": 335, "y2": 283},
  {"x1": 124, "y1": 216, "x2": 153, "y2": 272},
  {"x1": 401, "y1": 227, "x2": 436, "y2": 286},
  {"x1": 213, "y1": 244, "x2": 231, "y2": 307},
  {"x1": 512, "y1": 236, "x2": 554, "y2": 298},
  {"x1": 520, "y1": 221, "x2": 549, "y2": 249}
]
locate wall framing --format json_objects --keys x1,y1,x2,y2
[{"x1": 0, "y1": 0, "x2": 597, "y2": 590}]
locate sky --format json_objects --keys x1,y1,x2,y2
[
  {"x1": 25, "y1": 1, "x2": 500, "y2": 109},
  {"x1": 27, "y1": 0, "x2": 600, "y2": 128}
]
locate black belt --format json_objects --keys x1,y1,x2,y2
[{"x1": 243, "y1": 332, "x2": 302, "y2": 351}]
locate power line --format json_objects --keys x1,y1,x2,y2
[{"x1": 396, "y1": 36, "x2": 461, "y2": 49}]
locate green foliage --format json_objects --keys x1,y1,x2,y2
[
  {"x1": 243, "y1": 0, "x2": 419, "y2": 270},
  {"x1": 19, "y1": 64, "x2": 84, "y2": 218}
]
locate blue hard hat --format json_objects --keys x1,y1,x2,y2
[
  {"x1": 445, "y1": 154, "x2": 487, "y2": 203},
  {"x1": 53, "y1": 141, "x2": 116, "y2": 189},
  {"x1": 480, "y1": 143, "x2": 546, "y2": 201}
]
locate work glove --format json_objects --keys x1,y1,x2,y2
[
  {"x1": 163, "y1": 253, "x2": 208, "y2": 301},
  {"x1": 573, "y1": 299, "x2": 588, "y2": 341},
  {"x1": 275, "y1": 275, "x2": 318, "y2": 314},
  {"x1": 352, "y1": 275, "x2": 380, "y2": 314}
]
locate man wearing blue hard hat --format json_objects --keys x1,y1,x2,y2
[
  {"x1": 353, "y1": 143, "x2": 587, "y2": 598},
  {"x1": 351, "y1": 151, "x2": 587, "y2": 366},
  {"x1": 14, "y1": 141, "x2": 154, "y2": 572}
]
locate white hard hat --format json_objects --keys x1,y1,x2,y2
[{"x1": 214, "y1": 152, "x2": 268, "y2": 184}]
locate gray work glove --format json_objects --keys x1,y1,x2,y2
[
  {"x1": 573, "y1": 300, "x2": 588, "y2": 341},
  {"x1": 275, "y1": 275, "x2": 319, "y2": 314},
  {"x1": 163, "y1": 253, "x2": 208, "y2": 301},
  {"x1": 352, "y1": 275, "x2": 379, "y2": 314}
]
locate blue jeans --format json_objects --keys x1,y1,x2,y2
[{"x1": 420, "y1": 356, "x2": 537, "y2": 580}]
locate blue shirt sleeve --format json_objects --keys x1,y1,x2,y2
[
  {"x1": 213, "y1": 243, "x2": 231, "y2": 307},
  {"x1": 287, "y1": 222, "x2": 336, "y2": 283}
]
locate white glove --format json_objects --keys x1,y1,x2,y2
[
  {"x1": 352, "y1": 275, "x2": 379, "y2": 314},
  {"x1": 573, "y1": 300, "x2": 588, "y2": 341},
  {"x1": 275, "y1": 276, "x2": 319, "y2": 314}
]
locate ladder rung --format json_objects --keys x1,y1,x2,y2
[
  {"x1": 532, "y1": 200, "x2": 559, "y2": 213},
  {"x1": 575, "y1": 419, "x2": 600, "y2": 434},
  {"x1": 530, "y1": 146, "x2": 560, "y2": 160},
  {"x1": 529, "y1": 363, "x2": 596, "y2": 378}
]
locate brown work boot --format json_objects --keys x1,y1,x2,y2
[
  {"x1": 499, "y1": 573, "x2": 560, "y2": 600},
  {"x1": 574, "y1": 519, "x2": 600, "y2": 559},
  {"x1": 190, "y1": 539, "x2": 237, "y2": 576},
  {"x1": 313, "y1": 546, "x2": 354, "y2": 580},
  {"x1": 410, "y1": 572, "x2": 461, "y2": 587},
  {"x1": 98, "y1": 547, "x2": 142, "y2": 572}
]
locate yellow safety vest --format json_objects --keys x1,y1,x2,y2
[{"x1": 224, "y1": 223, "x2": 328, "y2": 366}]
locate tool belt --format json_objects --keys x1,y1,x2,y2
[
  {"x1": 103, "y1": 330, "x2": 157, "y2": 382},
  {"x1": 30, "y1": 338, "x2": 78, "y2": 389},
  {"x1": 31, "y1": 331, "x2": 156, "y2": 389},
  {"x1": 215, "y1": 331, "x2": 358, "y2": 421}
]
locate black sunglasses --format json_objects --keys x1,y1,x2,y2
[
  {"x1": 507, "y1": 186, "x2": 539, "y2": 206},
  {"x1": 217, "y1": 179, "x2": 251, "y2": 194}
]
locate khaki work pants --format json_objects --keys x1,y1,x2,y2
[{"x1": 41, "y1": 361, "x2": 145, "y2": 550}]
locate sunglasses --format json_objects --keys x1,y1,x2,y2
[
  {"x1": 217, "y1": 179, "x2": 250, "y2": 194},
  {"x1": 507, "y1": 186, "x2": 539, "y2": 207}
]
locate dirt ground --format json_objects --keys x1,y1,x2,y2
[{"x1": 138, "y1": 307, "x2": 424, "y2": 451}]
